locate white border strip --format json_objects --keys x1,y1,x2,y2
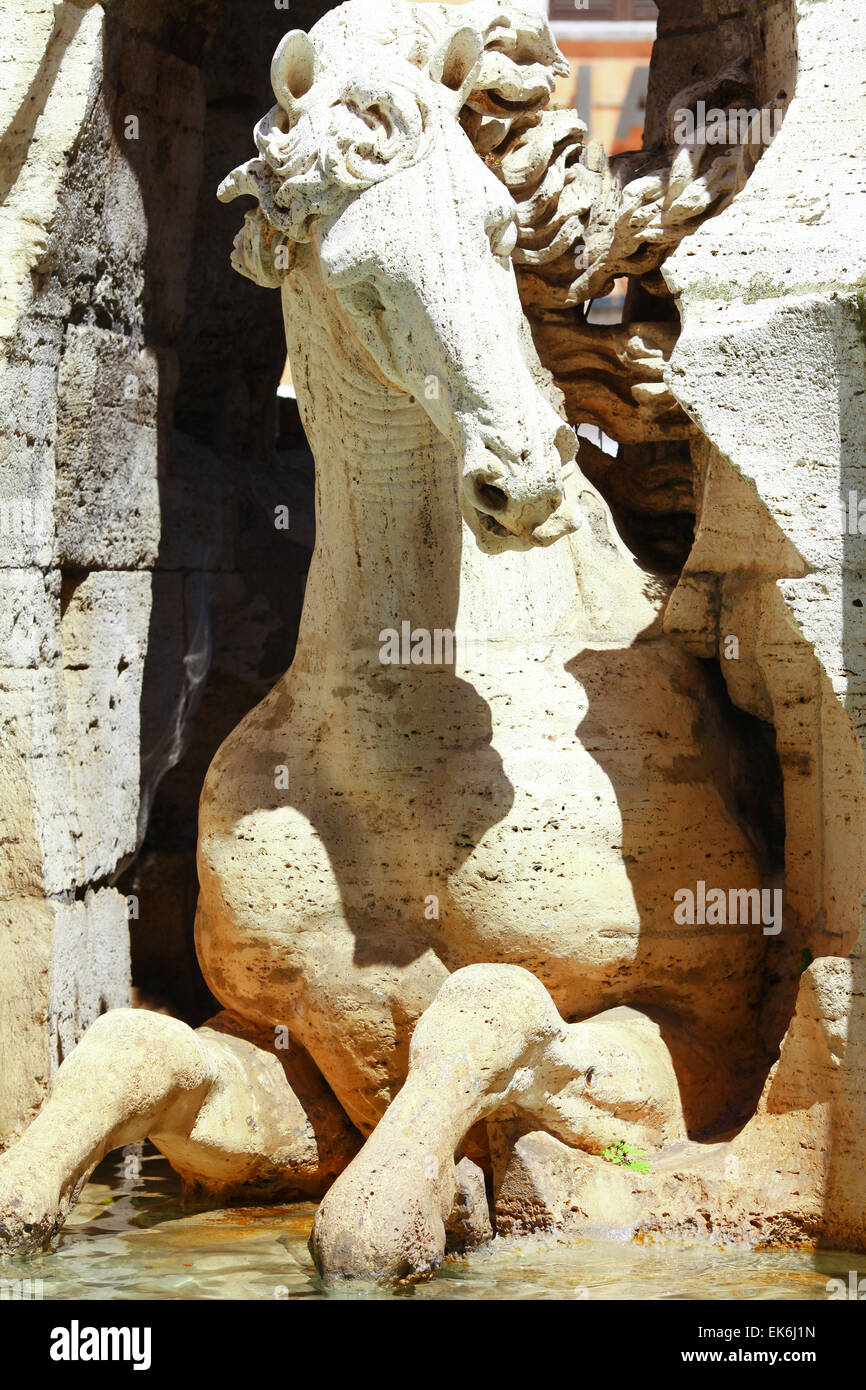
[{"x1": 549, "y1": 21, "x2": 657, "y2": 40}]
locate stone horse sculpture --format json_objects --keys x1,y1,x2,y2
[{"x1": 0, "y1": 0, "x2": 781, "y2": 1279}]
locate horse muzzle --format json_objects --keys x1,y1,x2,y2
[{"x1": 463, "y1": 452, "x2": 579, "y2": 548}]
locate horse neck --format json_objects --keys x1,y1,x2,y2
[{"x1": 282, "y1": 266, "x2": 643, "y2": 688}]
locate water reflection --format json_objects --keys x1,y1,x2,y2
[{"x1": 2, "y1": 1147, "x2": 863, "y2": 1301}]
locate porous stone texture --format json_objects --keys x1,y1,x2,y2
[
  {"x1": 0, "y1": 0, "x2": 327, "y2": 1145},
  {"x1": 471, "y1": 0, "x2": 866, "y2": 1256},
  {"x1": 0, "y1": 0, "x2": 783, "y2": 1267},
  {"x1": 0, "y1": 892, "x2": 130, "y2": 1148},
  {"x1": 660, "y1": 0, "x2": 866, "y2": 1252},
  {"x1": 489, "y1": 0, "x2": 793, "y2": 569},
  {"x1": 197, "y1": 0, "x2": 811, "y2": 1278},
  {"x1": 212, "y1": 0, "x2": 866, "y2": 1276},
  {"x1": 1, "y1": 0, "x2": 153, "y2": 1142},
  {"x1": 2, "y1": 0, "x2": 865, "y2": 1289},
  {"x1": 55, "y1": 327, "x2": 161, "y2": 570}
]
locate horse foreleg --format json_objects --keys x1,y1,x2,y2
[
  {"x1": 311, "y1": 963, "x2": 686, "y2": 1282},
  {"x1": 0, "y1": 1008, "x2": 359, "y2": 1253}
]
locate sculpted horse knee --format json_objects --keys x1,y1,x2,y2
[{"x1": 0, "y1": 0, "x2": 780, "y2": 1278}]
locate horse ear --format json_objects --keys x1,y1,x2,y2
[
  {"x1": 431, "y1": 26, "x2": 484, "y2": 112},
  {"x1": 271, "y1": 29, "x2": 318, "y2": 120}
]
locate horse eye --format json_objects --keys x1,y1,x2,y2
[{"x1": 340, "y1": 283, "x2": 385, "y2": 316}]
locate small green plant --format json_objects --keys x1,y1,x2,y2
[{"x1": 600, "y1": 1140, "x2": 651, "y2": 1174}]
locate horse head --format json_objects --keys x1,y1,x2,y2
[{"x1": 219, "y1": 0, "x2": 581, "y2": 550}]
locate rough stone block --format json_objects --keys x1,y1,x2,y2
[
  {"x1": 0, "y1": 355, "x2": 57, "y2": 569},
  {"x1": 0, "y1": 666, "x2": 79, "y2": 898},
  {"x1": 0, "y1": 569, "x2": 60, "y2": 668},
  {"x1": 0, "y1": 898, "x2": 53, "y2": 1150},
  {"x1": 0, "y1": 890, "x2": 130, "y2": 1150},
  {"x1": 55, "y1": 325, "x2": 160, "y2": 568},
  {"x1": 60, "y1": 570, "x2": 152, "y2": 882},
  {"x1": 50, "y1": 888, "x2": 131, "y2": 1066}
]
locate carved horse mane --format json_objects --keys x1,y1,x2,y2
[{"x1": 217, "y1": 0, "x2": 590, "y2": 295}]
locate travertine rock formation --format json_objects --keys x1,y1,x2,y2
[
  {"x1": 0, "y1": 0, "x2": 329, "y2": 1140},
  {"x1": 0, "y1": 0, "x2": 143, "y2": 1144},
  {"x1": 659, "y1": 0, "x2": 866, "y2": 1251},
  {"x1": 1, "y1": 0, "x2": 864, "y2": 1284}
]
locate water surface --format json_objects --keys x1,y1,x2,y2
[{"x1": 3, "y1": 1147, "x2": 861, "y2": 1300}]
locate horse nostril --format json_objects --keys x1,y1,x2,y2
[{"x1": 476, "y1": 482, "x2": 509, "y2": 513}]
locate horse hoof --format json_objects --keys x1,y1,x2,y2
[
  {"x1": 0, "y1": 1160, "x2": 62, "y2": 1254},
  {"x1": 310, "y1": 1166, "x2": 448, "y2": 1283}
]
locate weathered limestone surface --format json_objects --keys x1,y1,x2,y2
[
  {"x1": 478, "y1": 0, "x2": 866, "y2": 1254},
  {"x1": 1, "y1": 0, "x2": 150, "y2": 1142},
  {"x1": 0, "y1": 0, "x2": 330, "y2": 1142},
  {"x1": 0, "y1": 0, "x2": 778, "y2": 1265},
  {"x1": 496, "y1": 0, "x2": 793, "y2": 567},
  {"x1": 661, "y1": 0, "x2": 866, "y2": 1251},
  {"x1": 1, "y1": 0, "x2": 865, "y2": 1288}
]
